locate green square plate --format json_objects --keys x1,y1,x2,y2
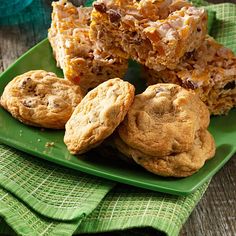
[{"x1": 0, "y1": 39, "x2": 235, "y2": 196}]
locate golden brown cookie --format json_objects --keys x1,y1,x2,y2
[
  {"x1": 114, "y1": 130, "x2": 215, "y2": 177},
  {"x1": 113, "y1": 134, "x2": 136, "y2": 164},
  {"x1": 132, "y1": 130, "x2": 216, "y2": 177},
  {"x1": 64, "y1": 78, "x2": 135, "y2": 154},
  {"x1": 0, "y1": 70, "x2": 83, "y2": 129},
  {"x1": 114, "y1": 134, "x2": 138, "y2": 159},
  {"x1": 118, "y1": 83, "x2": 210, "y2": 157}
]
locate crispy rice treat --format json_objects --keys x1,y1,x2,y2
[
  {"x1": 143, "y1": 36, "x2": 236, "y2": 115},
  {"x1": 48, "y1": 0, "x2": 128, "y2": 92},
  {"x1": 90, "y1": 0, "x2": 207, "y2": 71}
]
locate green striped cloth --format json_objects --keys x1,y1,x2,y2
[
  {"x1": 0, "y1": 145, "x2": 209, "y2": 236},
  {"x1": 0, "y1": 0, "x2": 236, "y2": 235},
  {"x1": 193, "y1": 0, "x2": 236, "y2": 52}
]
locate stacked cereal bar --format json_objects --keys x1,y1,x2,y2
[
  {"x1": 48, "y1": 0, "x2": 128, "y2": 92},
  {"x1": 89, "y1": 0, "x2": 207, "y2": 71},
  {"x1": 143, "y1": 36, "x2": 236, "y2": 115}
]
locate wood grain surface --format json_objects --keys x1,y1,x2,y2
[{"x1": 0, "y1": 0, "x2": 235, "y2": 235}]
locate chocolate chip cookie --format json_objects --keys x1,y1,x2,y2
[
  {"x1": 0, "y1": 70, "x2": 83, "y2": 129},
  {"x1": 64, "y1": 78, "x2": 135, "y2": 154},
  {"x1": 114, "y1": 130, "x2": 215, "y2": 177},
  {"x1": 118, "y1": 83, "x2": 209, "y2": 157}
]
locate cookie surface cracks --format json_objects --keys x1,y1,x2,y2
[
  {"x1": 64, "y1": 78, "x2": 135, "y2": 154},
  {"x1": 118, "y1": 83, "x2": 209, "y2": 156},
  {"x1": 0, "y1": 70, "x2": 83, "y2": 129}
]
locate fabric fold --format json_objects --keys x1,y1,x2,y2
[
  {"x1": 0, "y1": 188, "x2": 81, "y2": 236},
  {"x1": 0, "y1": 144, "x2": 115, "y2": 221},
  {"x1": 76, "y1": 183, "x2": 209, "y2": 236}
]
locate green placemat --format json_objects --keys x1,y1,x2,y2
[
  {"x1": 206, "y1": 3, "x2": 236, "y2": 52},
  {"x1": 194, "y1": 1, "x2": 236, "y2": 52},
  {"x1": 76, "y1": 183, "x2": 209, "y2": 236},
  {"x1": 0, "y1": 188, "x2": 82, "y2": 236},
  {"x1": 0, "y1": 172, "x2": 209, "y2": 236},
  {"x1": 0, "y1": 0, "x2": 235, "y2": 235},
  {"x1": 0, "y1": 144, "x2": 114, "y2": 221}
]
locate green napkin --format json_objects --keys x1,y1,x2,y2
[
  {"x1": 0, "y1": 145, "x2": 114, "y2": 221},
  {"x1": 0, "y1": 144, "x2": 209, "y2": 236},
  {"x1": 193, "y1": 0, "x2": 236, "y2": 52},
  {"x1": 0, "y1": 144, "x2": 115, "y2": 235},
  {"x1": 76, "y1": 183, "x2": 209, "y2": 235},
  {"x1": 0, "y1": 0, "x2": 235, "y2": 235}
]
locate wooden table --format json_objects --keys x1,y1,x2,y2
[{"x1": 0, "y1": 0, "x2": 235, "y2": 235}]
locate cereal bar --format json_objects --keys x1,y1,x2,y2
[
  {"x1": 90, "y1": 0, "x2": 207, "y2": 71},
  {"x1": 143, "y1": 36, "x2": 236, "y2": 115},
  {"x1": 48, "y1": 0, "x2": 128, "y2": 92}
]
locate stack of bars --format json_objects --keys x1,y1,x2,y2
[
  {"x1": 89, "y1": 0, "x2": 236, "y2": 115},
  {"x1": 48, "y1": 0, "x2": 128, "y2": 92},
  {"x1": 143, "y1": 36, "x2": 236, "y2": 115},
  {"x1": 48, "y1": 0, "x2": 236, "y2": 115}
]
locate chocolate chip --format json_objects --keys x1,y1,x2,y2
[
  {"x1": 107, "y1": 9, "x2": 121, "y2": 23},
  {"x1": 86, "y1": 19, "x2": 91, "y2": 26},
  {"x1": 47, "y1": 100, "x2": 60, "y2": 109},
  {"x1": 130, "y1": 31, "x2": 137, "y2": 37},
  {"x1": 91, "y1": 66, "x2": 102, "y2": 74},
  {"x1": 20, "y1": 77, "x2": 31, "y2": 89},
  {"x1": 183, "y1": 80, "x2": 198, "y2": 90},
  {"x1": 155, "y1": 88, "x2": 165, "y2": 93},
  {"x1": 197, "y1": 27, "x2": 201, "y2": 32},
  {"x1": 27, "y1": 86, "x2": 35, "y2": 92},
  {"x1": 93, "y1": 2, "x2": 106, "y2": 13},
  {"x1": 22, "y1": 100, "x2": 32, "y2": 108},
  {"x1": 185, "y1": 51, "x2": 194, "y2": 59},
  {"x1": 223, "y1": 81, "x2": 235, "y2": 90},
  {"x1": 53, "y1": 103, "x2": 60, "y2": 108}
]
